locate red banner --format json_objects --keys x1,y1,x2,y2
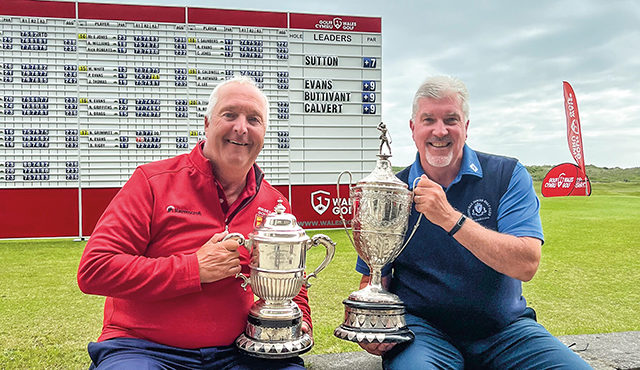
[
  {"x1": 541, "y1": 163, "x2": 591, "y2": 197},
  {"x1": 0, "y1": 184, "x2": 352, "y2": 238},
  {"x1": 289, "y1": 13, "x2": 381, "y2": 33},
  {"x1": 563, "y1": 81, "x2": 587, "y2": 174},
  {"x1": 542, "y1": 82, "x2": 591, "y2": 197}
]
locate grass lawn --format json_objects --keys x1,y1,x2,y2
[
  {"x1": 0, "y1": 239, "x2": 102, "y2": 368},
  {"x1": 524, "y1": 181, "x2": 640, "y2": 335},
  {"x1": 1, "y1": 182, "x2": 638, "y2": 368}
]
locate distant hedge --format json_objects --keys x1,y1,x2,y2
[
  {"x1": 526, "y1": 165, "x2": 640, "y2": 182},
  {"x1": 392, "y1": 165, "x2": 640, "y2": 183}
]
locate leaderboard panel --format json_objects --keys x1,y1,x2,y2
[
  {"x1": 1, "y1": 1, "x2": 77, "y2": 190},
  {"x1": 0, "y1": 0, "x2": 381, "y2": 237},
  {"x1": 1, "y1": 3, "x2": 296, "y2": 188},
  {"x1": 288, "y1": 13, "x2": 382, "y2": 185},
  {"x1": 76, "y1": 4, "x2": 189, "y2": 186}
]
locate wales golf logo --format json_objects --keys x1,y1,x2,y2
[
  {"x1": 333, "y1": 18, "x2": 343, "y2": 29},
  {"x1": 310, "y1": 190, "x2": 352, "y2": 215},
  {"x1": 467, "y1": 199, "x2": 491, "y2": 221},
  {"x1": 310, "y1": 190, "x2": 331, "y2": 215}
]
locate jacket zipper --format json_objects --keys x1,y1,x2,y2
[{"x1": 224, "y1": 165, "x2": 264, "y2": 228}]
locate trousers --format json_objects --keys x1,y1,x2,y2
[
  {"x1": 383, "y1": 309, "x2": 592, "y2": 369},
  {"x1": 87, "y1": 337, "x2": 305, "y2": 370}
]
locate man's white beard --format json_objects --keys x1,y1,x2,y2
[{"x1": 425, "y1": 150, "x2": 453, "y2": 168}]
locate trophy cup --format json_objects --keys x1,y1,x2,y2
[
  {"x1": 334, "y1": 122, "x2": 422, "y2": 344},
  {"x1": 224, "y1": 200, "x2": 335, "y2": 358}
]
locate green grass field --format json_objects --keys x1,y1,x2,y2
[{"x1": 1, "y1": 181, "x2": 638, "y2": 368}]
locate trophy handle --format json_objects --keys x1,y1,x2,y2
[
  {"x1": 223, "y1": 232, "x2": 251, "y2": 252},
  {"x1": 223, "y1": 232, "x2": 247, "y2": 249},
  {"x1": 337, "y1": 171, "x2": 356, "y2": 248},
  {"x1": 223, "y1": 233, "x2": 251, "y2": 290},
  {"x1": 400, "y1": 177, "x2": 424, "y2": 251},
  {"x1": 304, "y1": 234, "x2": 336, "y2": 288},
  {"x1": 235, "y1": 272, "x2": 250, "y2": 291}
]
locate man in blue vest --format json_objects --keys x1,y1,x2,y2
[{"x1": 356, "y1": 76, "x2": 591, "y2": 368}]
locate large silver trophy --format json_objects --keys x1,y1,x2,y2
[
  {"x1": 225, "y1": 200, "x2": 335, "y2": 358},
  {"x1": 334, "y1": 122, "x2": 422, "y2": 344}
]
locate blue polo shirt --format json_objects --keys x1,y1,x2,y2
[{"x1": 355, "y1": 145, "x2": 544, "y2": 340}]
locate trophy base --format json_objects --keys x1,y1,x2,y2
[
  {"x1": 334, "y1": 299, "x2": 414, "y2": 344},
  {"x1": 236, "y1": 314, "x2": 313, "y2": 359}
]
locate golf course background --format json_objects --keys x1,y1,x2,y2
[{"x1": 1, "y1": 166, "x2": 638, "y2": 368}]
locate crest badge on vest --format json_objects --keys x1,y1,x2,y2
[{"x1": 467, "y1": 198, "x2": 491, "y2": 222}]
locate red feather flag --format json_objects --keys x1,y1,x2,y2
[{"x1": 541, "y1": 82, "x2": 591, "y2": 197}]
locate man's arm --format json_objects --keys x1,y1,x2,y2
[
  {"x1": 447, "y1": 219, "x2": 540, "y2": 281},
  {"x1": 414, "y1": 174, "x2": 541, "y2": 282},
  {"x1": 78, "y1": 168, "x2": 240, "y2": 300},
  {"x1": 293, "y1": 284, "x2": 313, "y2": 337}
]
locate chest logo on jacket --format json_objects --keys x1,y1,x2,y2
[
  {"x1": 467, "y1": 199, "x2": 491, "y2": 222},
  {"x1": 166, "y1": 205, "x2": 202, "y2": 216},
  {"x1": 255, "y1": 206, "x2": 272, "y2": 227}
]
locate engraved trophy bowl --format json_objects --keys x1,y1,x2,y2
[
  {"x1": 334, "y1": 123, "x2": 421, "y2": 344},
  {"x1": 224, "y1": 200, "x2": 335, "y2": 358}
]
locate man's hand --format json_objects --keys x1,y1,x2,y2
[
  {"x1": 301, "y1": 321, "x2": 313, "y2": 338},
  {"x1": 359, "y1": 342, "x2": 396, "y2": 356},
  {"x1": 195, "y1": 232, "x2": 242, "y2": 283},
  {"x1": 413, "y1": 174, "x2": 459, "y2": 231}
]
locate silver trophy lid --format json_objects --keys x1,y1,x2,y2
[
  {"x1": 355, "y1": 156, "x2": 408, "y2": 190},
  {"x1": 251, "y1": 200, "x2": 309, "y2": 243}
]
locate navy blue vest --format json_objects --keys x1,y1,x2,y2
[{"x1": 393, "y1": 152, "x2": 523, "y2": 340}]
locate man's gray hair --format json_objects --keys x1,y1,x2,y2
[
  {"x1": 411, "y1": 76, "x2": 469, "y2": 122},
  {"x1": 204, "y1": 76, "x2": 269, "y2": 127}
]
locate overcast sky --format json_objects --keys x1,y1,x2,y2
[{"x1": 79, "y1": 0, "x2": 639, "y2": 168}]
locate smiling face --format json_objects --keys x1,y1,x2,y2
[
  {"x1": 410, "y1": 94, "x2": 468, "y2": 173},
  {"x1": 202, "y1": 82, "x2": 267, "y2": 177}
]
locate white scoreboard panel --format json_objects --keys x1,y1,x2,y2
[{"x1": 0, "y1": 0, "x2": 381, "y2": 238}]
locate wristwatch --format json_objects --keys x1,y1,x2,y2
[{"x1": 448, "y1": 214, "x2": 467, "y2": 237}]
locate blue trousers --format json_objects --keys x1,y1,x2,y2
[
  {"x1": 87, "y1": 338, "x2": 305, "y2": 370},
  {"x1": 382, "y1": 309, "x2": 592, "y2": 369}
]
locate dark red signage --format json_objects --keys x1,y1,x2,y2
[
  {"x1": 0, "y1": 0, "x2": 75, "y2": 18},
  {"x1": 541, "y1": 163, "x2": 591, "y2": 197},
  {"x1": 188, "y1": 8, "x2": 287, "y2": 28},
  {"x1": 78, "y1": 2, "x2": 185, "y2": 22},
  {"x1": 289, "y1": 13, "x2": 381, "y2": 33},
  {"x1": 0, "y1": 188, "x2": 79, "y2": 238},
  {"x1": 288, "y1": 184, "x2": 353, "y2": 229}
]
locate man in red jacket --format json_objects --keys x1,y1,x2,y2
[{"x1": 78, "y1": 76, "x2": 310, "y2": 369}]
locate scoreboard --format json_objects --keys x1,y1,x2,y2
[{"x1": 0, "y1": 0, "x2": 382, "y2": 238}]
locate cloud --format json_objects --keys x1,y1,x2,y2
[
  {"x1": 380, "y1": 1, "x2": 640, "y2": 167},
  {"x1": 488, "y1": 26, "x2": 560, "y2": 49}
]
